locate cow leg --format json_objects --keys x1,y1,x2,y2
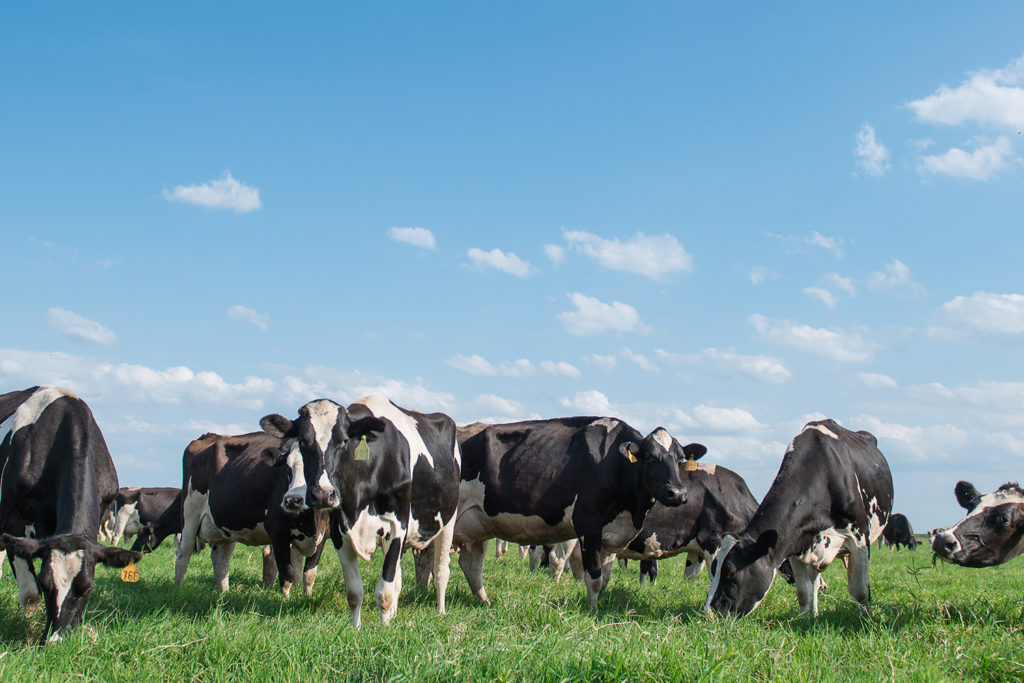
[
  {"x1": 683, "y1": 552, "x2": 704, "y2": 580},
  {"x1": 303, "y1": 538, "x2": 326, "y2": 598},
  {"x1": 618, "y1": 558, "x2": 627, "y2": 570},
  {"x1": 336, "y1": 537, "x2": 365, "y2": 628},
  {"x1": 568, "y1": 542, "x2": 584, "y2": 582},
  {"x1": 376, "y1": 537, "x2": 404, "y2": 625},
  {"x1": 11, "y1": 555, "x2": 41, "y2": 615},
  {"x1": 432, "y1": 515, "x2": 456, "y2": 616},
  {"x1": 789, "y1": 558, "x2": 820, "y2": 616},
  {"x1": 457, "y1": 539, "x2": 489, "y2": 603},
  {"x1": 211, "y1": 542, "x2": 235, "y2": 592},
  {"x1": 578, "y1": 536, "x2": 610, "y2": 609},
  {"x1": 174, "y1": 502, "x2": 202, "y2": 589},
  {"x1": 846, "y1": 544, "x2": 871, "y2": 612},
  {"x1": 641, "y1": 559, "x2": 660, "y2": 584},
  {"x1": 270, "y1": 541, "x2": 294, "y2": 598},
  {"x1": 0, "y1": 549, "x2": 4, "y2": 580},
  {"x1": 261, "y1": 545, "x2": 278, "y2": 589},
  {"x1": 494, "y1": 539, "x2": 508, "y2": 559},
  {"x1": 549, "y1": 540, "x2": 576, "y2": 581},
  {"x1": 517, "y1": 544, "x2": 529, "y2": 559},
  {"x1": 528, "y1": 545, "x2": 544, "y2": 572},
  {"x1": 414, "y1": 548, "x2": 433, "y2": 590},
  {"x1": 285, "y1": 546, "x2": 304, "y2": 599}
]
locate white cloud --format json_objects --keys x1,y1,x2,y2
[
  {"x1": 918, "y1": 137, "x2": 1015, "y2": 181},
  {"x1": 445, "y1": 354, "x2": 535, "y2": 377},
  {"x1": 227, "y1": 305, "x2": 269, "y2": 331},
  {"x1": 562, "y1": 229, "x2": 692, "y2": 280},
  {"x1": 467, "y1": 247, "x2": 534, "y2": 277},
  {"x1": 619, "y1": 347, "x2": 659, "y2": 373},
  {"x1": 584, "y1": 353, "x2": 617, "y2": 369},
  {"x1": 907, "y1": 54, "x2": 1024, "y2": 130},
  {"x1": 929, "y1": 291, "x2": 1024, "y2": 338},
  {"x1": 858, "y1": 372, "x2": 898, "y2": 389},
  {"x1": 692, "y1": 405, "x2": 763, "y2": 433},
  {"x1": 655, "y1": 347, "x2": 792, "y2": 384},
  {"x1": 868, "y1": 259, "x2": 921, "y2": 293},
  {"x1": 387, "y1": 227, "x2": 436, "y2": 250},
  {"x1": 540, "y1": 360, "x2": 581, "y2": 378},
  {"x1": 749, "y1": 314, "x2": 873, "y2": 363},
  {"x1": 163, "y1": 172, "x2": 261, "y2": 213},
  {"x1": 824, "y1": 273, "x2": 857, "y2": 296},
  {"x1": 805, "y1": 231, "x2": 843, "y2": 258},
  {"x1": 749, "y1": 267, "x2": 777, "y2": 286},
  {"x1": 803, "y1": 286, "x2": 838, "y2": 308},
  {"x1": 544, "y1": 244, "x2": 565, "y2": 265},
  {"x1": 851, "y1": 414, "x2": 969, "y2": 462},
  {"x1": 855, "y1": 123, "x2": 891, "y2": 177},
  {"x1": 464, "y1": 394, "x2": 540, "y2": 423},
  {"x1": 560, "y1": 389, "x2": 614, "y2": 416},
  {"x1": 48, "y1": 307, "x2": 117, "y2": 345},
  {"x1": 558, "y1": 293, "x2": 651, "y2": 336}
]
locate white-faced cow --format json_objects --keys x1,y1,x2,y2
[
  {"x1": 455, "y1": 417, "x2": 694, "y2": 608},
  {"x1": 175, "y1": 432, "x2": 329, "y2": 598},
  {"x1": 0, "y1": 386, "x2": 140, "y2": 643},
  {"x1": 618, "y1": 447, "x2": 756, "y2": 583},
  {"x1": 259, "y1": 395, "x2": 461, "y2": 627},
  {"x1": 107, "y1": 486, "x2": 181, "y2": 547},
  {"x1": 932, "y1": 482, "x2": 1024, "y2": 567},
  {"x1": 880, "y1": 512, "x2": 917, "y2": 551},
  {"x1": 706, "y1": 419, "x2": 893, "y2": 618}
]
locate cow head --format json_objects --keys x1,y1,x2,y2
[
  {"x1": 620, "y1": 428, "x2": 694, "y2": 507},
  {"x1": 260, "y1": 399, "x2": 386, "y2": 512},
  {"x1": 931, "y1": 481, "x2": 1024, "y2": 568},
  {"x1": 1, "y1": 533, "x2": 140, "y2": 644},
  {"x1": 704, "y1": 529, "x2": 779, "y2": 617}
]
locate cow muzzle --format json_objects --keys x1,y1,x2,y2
[
  {"x1": 663, "y1": 486, "x2": 687, "y2": 506},
  {"x1": 308, "y1": 485, "x2": 339, "y2": 510},
  {"x1": 931, "y1": 532, "x2": 960, "y2": 559}
]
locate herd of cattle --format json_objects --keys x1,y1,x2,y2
[{"x1": 2, "y1": 385, "x2": 1022, "y2": 644}]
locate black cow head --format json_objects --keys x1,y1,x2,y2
[
  {"x1": 705, "y1": 529, "x2": 779, "y2": 617},
  {"x1": 261, "y1": 399, "x2": 387, "y2": 512},
  {"x1": 932, "y1": 481, "x2": 1024, "y2": 568},
  {"x1": 2, "y1": 533, "x2": 140, "y2": 644},
  {"x1": 620, "y1": 428, "x2": 693, "y2": 507}
]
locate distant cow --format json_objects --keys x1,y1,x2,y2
[
  {"x1": 108, "y1": 486, "x2": 180, "y2": 547},
  {"x1": 129, "y1": 488, "x2": 184, "y2": 554},
  {"x1": 175, "y1": 432, "x2": 329, "y2": 598},
  {"x1": 1, "y1": 386, "x2": 139, "y2": 643},
  {"x1": 706, "y1": 419, "x2": 893, "y2": 618},
  {"x1": 881, "y1": 513, "x2": 917, "y2": 551},
  {"x1": 260, "y1": 395, "x2": 461, "y2": 627},
  {"x1": 455, "y1": 417, "x2": 695, "y2": 608},
  {"x1": 932, "y1": 481, "x2": 1024, "y2": 567}
]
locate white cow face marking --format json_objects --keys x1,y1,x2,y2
[
  {"x1": 933, "y1": 483, "x2": 1024, "y2": 567},
  {"x1": 48, "y1": 549, "x2": 86, "y2": 619},
  {"x1": 281, "y1": 440, "x2": 308, "y2": 512}
]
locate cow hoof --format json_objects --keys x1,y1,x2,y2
[{"x1": 22, "y1": 595, "x2": 40, "y2": 616}]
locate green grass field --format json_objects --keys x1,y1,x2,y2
[{"x1": 1, "y1": 539, "x2": 1022, "y2": 681}]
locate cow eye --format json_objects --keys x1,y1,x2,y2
[{"x1": 996, "y1": 515, "x2": 1010, "y2": 527}]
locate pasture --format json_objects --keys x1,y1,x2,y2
[{"x1": 1, "y1": 541, "x2": 1022, "y2": 681}]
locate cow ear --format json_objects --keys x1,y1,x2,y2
[
  {"x1": 955, "y1": 481, "x2": 982, "y2": 511},
  {"x1": 93, "y1": 543, "x2": 142, "y2": 568},
  {"x1": 753, "y1": 530, "x2": 778, "y2": 554},
  {"x1": 682, "y1": 443, "x2": 707, "y2": 461},
  {"x1": 260, "y1": 414, "x2": 295, "y2": 439},
  {"x1": 619, "y1": 442, "x2": 640, "y2": 463},
  {"x1": 2, "y1": 534, "x2": 45, "y2": 559},
  {"x1": 346, "y1": 416, "x2": 387, "y2": 439}
]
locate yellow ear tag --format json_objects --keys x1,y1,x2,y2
[
  {"x1": 683, "y1": 457, "x2": 699, "y2": 472},
  {"x1": 354, "y1": 435, "x2": 370, "y2": 461},
  {"x1": 120, "y1": 562, "x2": 140, "y2": 583},
  {"x1": 626, "y1": 450, "x2": 637, "y2": 464}
]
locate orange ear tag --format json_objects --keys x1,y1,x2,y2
[
  {"x1": 683, "y1": 458, "x2": 699, "y2": 472},
  {"x1": 626, "y1": 450, "x2": 637, "y2": 464},
  {"x1": 120, "y1": 562, "x2": 140, "y2": 583},
  {"x1": 354, "y1": 436, "x2": 370, "y2": 461}
]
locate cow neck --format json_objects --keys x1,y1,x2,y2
[{"x1": 51, "y1": 405, "x2": 108, "y2": 537}]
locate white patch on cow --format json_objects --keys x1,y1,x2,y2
[
  {"x1": 793, "y1": 527, "x2": 849, "y2": 570},
  {"x1": 13, "y1": 555, "x2": 40, "y2": 611},
  {"x1": 864, "y1": 495, "x2": 885, "y2": 544},
  {"x1": 305, "y1": 399, "x2": 342, "y2": 459},
  {"x1": 50, "y1": 548, "x2": 85, "y2": 619},
  {"x1": 282, "y1": 440, "x2": 308, "y2": 504},
  {"x1": 316, "y1": 470, "x2": 333, "y2": 491},
  {"x1": 652, "y1": 428, "x2": 673, "y2": 451},
  {"x1": 601, "y1": 510, "x2": 640, "y2": 550},
  {"x1": 346, "y1": 508, "x2": 404, "y2": 561},
  {"x1": 356, "y1": 394, "x2": 434, "y2": 468},
  {"x1": 696, "y1": 463, "x2": 717, "y2": 475},
  {"x1": 589, "y1": 417, "x2": 619, "y2": 430},
  {"x1": 456, "y1": 475, "x2": 580, "y2": 545},
  {"x1": 704, "y1": 534, "x2": 738, "y2": 613},
  {"x1": 939, "y1": 486, "x2": 1024, "y2": 558},
  {"x1": 48, "y1": 631, "x2": 63, "y2": 643},
  {"x1": 112, "y1": 502, "x2": 140, "y2": 544},
  {"x1": 802, "y1": 423, "x2": 839, "y2": 440}
]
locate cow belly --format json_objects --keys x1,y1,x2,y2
[
  {"x1": 619, "y1": 535, "x2": 699, "y2": 561},
  {"x1": 600, "y1": 511, "x2": 641, "y2": 551},
  {"x1": 406, "y1": 512, "x2": 444, "y2": 551},
  {"x1": 456, "y1": 477, "x2": 577, "y2": 545},
  {"x1": 793, "y1": 527, "x2": 854, "y2": 571},
  {"x1": 346, "y1": 508, "x2": 404, "y2": 561},
  {"x1": 186, "y1": 489, "x2": 270, "y2": 547}
]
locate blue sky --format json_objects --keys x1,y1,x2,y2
[{"x1": 3, "y1": 3, "x2": 1024, "y2": 530}]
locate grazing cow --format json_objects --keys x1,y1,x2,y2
[
  {"x1": 455, "y1": 417, "x2": 695, "y2": 608},
  {"x1": 880, "y1": 513, "x2": 917, "y2": 551},
  {"x1": 128, "y1": 488, "x2": 184, "y2": 554},
  {"x1": 108, "y1": 486, "x2": 181, "y2": 547},
  {"x1": 0, "y1": 386, "x2": 139, "y2": 643},
  {"x1": 618, "y1": 447, "x2": 759, "y2": 584},
  {"x1": 932, "y1": 482, "x2": 1024, "y2": 567},
  {"x1": 706, "y1": 419, "x2": 893, "y2": 618},
  {"x1": 259, "y1": 395, "x2": 461, "y2": 627},
  {"x1": 175, "y1": 432, "x2": 329, "y2": 598}
]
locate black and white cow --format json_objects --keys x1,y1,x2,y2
[
  {"x1": 260, "y1": 395, "x2": 461, "y2": 627},
  {"x1": 455, "y1": 417, "x2": 694, "y2": 608},
  {"x1": 108, "y1": 486, "x2": 181, "y2": 547},
  {"x1": 129, "y1": 488, "x2": 184, "y2": 554},
  {"x1": 705, "y1": 419, "x2": 893, "y2": 618},
  {"x1": 0, "y1": 386, "x2": 140, "y2": 643},
  {"x1": 880, "y1": 512, "x2": 917, "y2": 551},
  {"x1": 175, "y1": 432, "x2": 329, "y2": 598},
  {"x1": 932, "y1": 481, "x2": 1024, "y2": 567}
]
